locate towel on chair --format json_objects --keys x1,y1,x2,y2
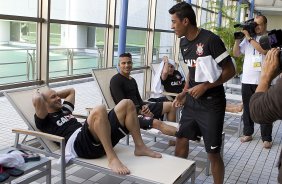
[
  {"x1": 195, "y1": 55, "x2": 222, "y2": 83},
  {"x1": 152, "y1": 59, "x2": 176, "y2": 95}
]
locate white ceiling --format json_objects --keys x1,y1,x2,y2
[{"x1": 254, "y1": 0, "x2": 282, "y2": 15}]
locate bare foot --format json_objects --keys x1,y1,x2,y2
[
  {"x1": 226, "y1": 103, "x2": 243, "y2": 113},
  {"x1": 134, "y1": 145, "x2": 162, "y2": 158},
  {"x1": 108, "y1": 158, "x2": 130, "y2": 175},
  {"x1": 240, "y1": 135, "x2": 252, "y2": 143}
]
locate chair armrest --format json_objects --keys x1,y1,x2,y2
[
  {"x1": 162, "y1": 91, "x2": 178, "y2": 97},
  {"x1": 12, "y1": 128, "x2": 64, "y2": 143},
  {"x1": 85, "y1": 107, "x2": 111, "y2": 115},
  {"x1": 73, "y1": 113, "x2": 87, "y2": 119}
]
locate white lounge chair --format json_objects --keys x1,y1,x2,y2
[{"x1": 4, "y1": 85, "x2": 196, "y2": 184}]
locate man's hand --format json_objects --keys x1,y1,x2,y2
[
  {"x1": 140, "y1": 105, "x2": 154, "y2": 117},
  {"x1": 172, "y1": 91, "x2": 186, "y2": 107},
  {"x1": 32, "y1": 89, "x2": 48, "y2": 119},
  {"x1": 188, "y1": 83, "x2": 208, "y2": 99},
  {"x1": 242, "y1": 30, "x2": 251, "y2": 39},
  {"x1": 256, "y1": 48, "x2": 281, "y2": 93},
  {"x1": 163, "y1": 56, "x2": 169, "y2": 63},
  {"x1": 261, "y1": 48, "x2": 281, "y2": 83}
]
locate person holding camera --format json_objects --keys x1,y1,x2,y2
[
  {"x1": 233, "y1": 15, "x2": 273, "y2": 149},
  {"x1": 249, "y1": 48, "x2": 282, "y2": 183}
]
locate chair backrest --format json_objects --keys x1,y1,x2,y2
[
  {"x1": 4, "y1": 86, "x2": 59, "y2": 153},
  {"x1": 91, "y1": 67, "x2": 118, "y2": 109},
  {"x1": 150, "y1": 62, "x2": 162, "y2": 76}
]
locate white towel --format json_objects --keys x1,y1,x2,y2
[
  {"x1": 152, "y1": 59, "x2": 176, "y2": 94},
  {"x1": 195, "y1": 55, "x2": 222, "y2": 83},
  {"x1": 0, "y1": 152, "x2": 25, "y2": 168},
  {"x1": 57, "y1": 127, "x2": 80, "y2": 165}
]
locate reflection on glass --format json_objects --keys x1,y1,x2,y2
[
  {"x1": 49, "y1": 24, "x2": 106, "y2": 78},
  {"x1": 116, "y1": 0, "x2": 149, "y2": 27},
  {"x1": 155, "y1": 0, "x2": 175, "y2": 30},
  {"x1": 153, "y1": 32, "x2": 174, "y2": 62},
  {"x1": 0, "y1": 20, "x2": 37, "y2": 85},
  {"x1": 114, "y1": 29, "x2": 146, "y2": 67},
  {"x1": 200, "y1": 10, "x2": 208, "y2": 26},
  {"x1": 0, "y1": 0, "x2": 37, "y2": 17},
  {"x1": 51, "y1": 0, "x2": 107, "y2": 24}
]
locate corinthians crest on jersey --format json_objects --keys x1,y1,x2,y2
[{"x1": 196, "y1": 43, "x2": 204, "y2": 56}]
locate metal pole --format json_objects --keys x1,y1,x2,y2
[
  {"x1": 118, "y1": 0, "x2": 129, "y2": 56},
  {"x1": 236, "y1": 0, "x2": 242, "y2": 22},
  {"x1": 32, "y1": 49, "x2": 35, "y2": 80},
  {"x1": 249, "y1": 0, "x2": 255, "y2": 19},
  {"x1": 217, "y1": 0, "x2": 224, "y2": 27}
]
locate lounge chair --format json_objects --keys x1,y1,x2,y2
[
  {"x1": 4, "y1": 85, "x2": 196, "y2": 184},
  {"x1": 91, "y1": 67, "x2": 225, "y2": 176}
]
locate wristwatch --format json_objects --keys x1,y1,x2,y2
[{"x1": 248, "y1": 37, "x2": 253, "y2": 42}]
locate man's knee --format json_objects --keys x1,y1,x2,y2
[
  {"x1": 163, "y1": 101, "x2": 175, "y2": 112},
  {"x1": 88, "y1": 105, "x2": 107, "y2": 123},
  {"x1": 119, "y1": 99, "x2": 135, "y2": 112}
]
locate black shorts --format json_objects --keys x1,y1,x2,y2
[
  {"x1": 176, "y1": 94, "x2": 226, "y2": 153},
  {"x1": 148, "y1": 102, "x2": 163, "y2": 119},
  {"x1": 74, "y1": 109, "x2": 129, "y2": 159}
]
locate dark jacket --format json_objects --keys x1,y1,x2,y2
[{"x1": 250, "y1": 77, "x2": 282, "y2": 183}]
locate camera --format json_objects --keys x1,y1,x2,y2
[
  {"x1": 234, "y1": 19, "x2": 257, "y2": 39},
  {"x1": 259, "y1": 29, "x2": 282, "y2": 69}
]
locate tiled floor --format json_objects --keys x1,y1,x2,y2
[{"x1": 0, "y1": 78, "x2": 281, "y2": 184}]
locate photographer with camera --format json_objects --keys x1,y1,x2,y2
[
  {"x1": 233, "y1": 15, "x2": 273, "y2": 149},
  {"x1": 249, "y1": 48, "x2": 282, "y2": 183}
]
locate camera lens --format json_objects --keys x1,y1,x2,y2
[{"x1": 259, "y1": 35, "x2": 272, "y2": 50}]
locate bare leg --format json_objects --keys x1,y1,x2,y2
[
  {"x1": 87, "y1": 105, "x2": 130, "y2": 175},
  {"x1": 175, "y1": 137, "x2": 189, "y2": 158},
  {"x1": 162, "y1": 101, "x2": 176, "y2": 121},
  {"x1": 114, "y1": 99, "x2": 162, "y2": 158},
  {"x1": 152, "y1": 119, "x2": 177, "y2": 136},
  {"x1": 208, "y1": 153, "x2": 224, "y2": 184},
  {"x1": 226, "y1": 102, "x2": 243, "y2": 113}
]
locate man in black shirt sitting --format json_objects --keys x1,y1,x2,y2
[
  {"x1": 110, "y1": 53, "x2": 177, "y2": 136},
  {"x1": 33, "y1": 88, "x2": 161, "y2": 175}
]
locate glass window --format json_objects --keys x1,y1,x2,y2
[
  {"x1": 51, "y1": 0, "x2": 107, "y2": 24},
  {"x1": 200, "y1": 10, "x2": 208, "y2": 26},
  {"x1": 0, "y1": 0, "x2": 37, "y2": 17},
  {"x1": 49, "y1": 24, "x2": 105, "y2": 79},
  {"x1": 0, "y1": 20, "x2": 37, "y2": 85},
  {"x1": 155, "y1": 0, "x2": 175, "y2": 30},
  {"x1": 116, "y1": 0, "x2": 149, "y2": 28},
  {"x1": 153, "y1": 32, "x2": 174, "y2": 62},
  {"x1": 191, "y1": 0, "x2": 198, "y2": 5},
  {"x1": 202, "y1": 0, "x2": 208, "y2": 9},
  {"x1": 113, "y1": 29, "x2": 146, "y2": 67}
]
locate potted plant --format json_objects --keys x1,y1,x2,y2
[{"x1": 202, "y1": 1, "x2": 248, "y2": 77}]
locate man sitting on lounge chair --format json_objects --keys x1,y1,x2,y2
[
  {"x1": 32, "y1": 87, "x2": 161, "y2": 175},
  {"x1": 110, "y1": 53, "x2": 177, "y2": 136}
]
